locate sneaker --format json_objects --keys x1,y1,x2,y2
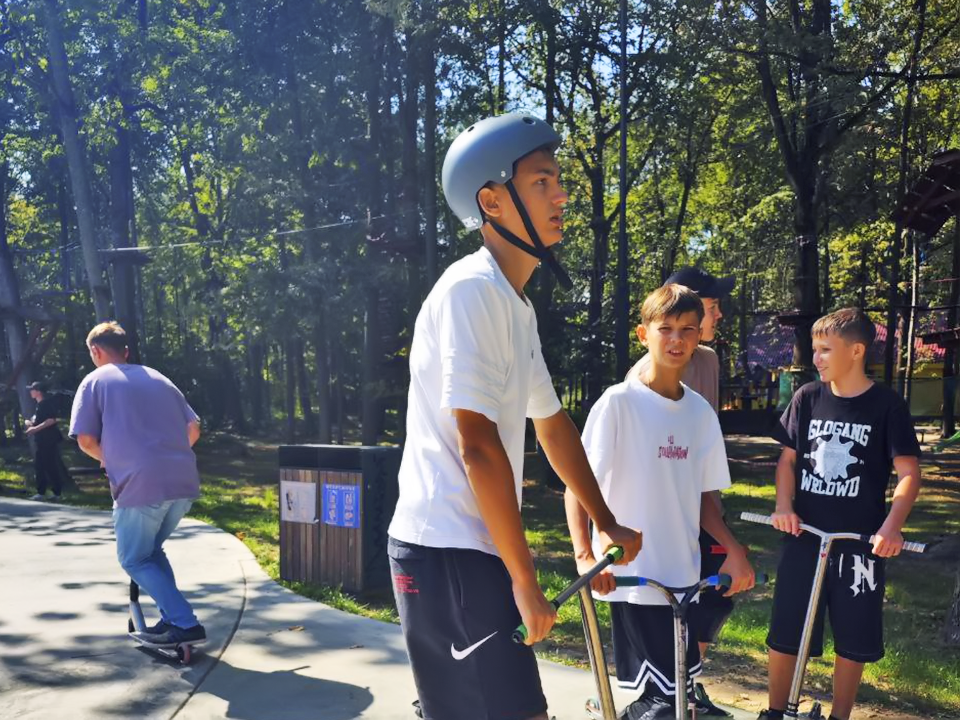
[
  {"x1": 758, "y1": 711, "x2": 785, "y2": 720},
  {"x1": 132, "y1": 623, "x2": 206, "y2": 647},
  {"x1": 145, "y1": 619, "x2": 172, "y2": 634},
  {"x1": 49, "y1": 495, "x2": 62, "y2": 503},
  {"x1": 619, "y1": 694, "x2": 674, "y2": 720},
  {"x1": 695, "y1": 682, "x2": 732, "y2": 717},
  {"x1": 29, "y1": 494, "x2": 45, "y2": 501}
]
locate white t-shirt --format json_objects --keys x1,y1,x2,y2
[
  {"x1": 583, "y1": 380, "x2": 731, "y2": 605},
  {"x1": 388, "y1": 246, "x2": 562, "y2": 555}
]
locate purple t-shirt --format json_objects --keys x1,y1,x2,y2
[{"x1": 69, "y1": 363, "x2": 201, "y2": 508}]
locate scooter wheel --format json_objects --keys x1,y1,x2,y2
[
  {"x1": 127, "y1": 618, "x2": 135, "y2": 633},
  {"x1": 176, "y1": 643, "x2": 191, "y2": 664}
]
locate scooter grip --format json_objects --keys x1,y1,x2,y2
[
  {"x1": 740, "y1": 512, "x2": 774, "y2": 525},
  {"x1": 903, "y1": 541, "x2": 926, "y2": 553},
  {"x1": 614, "y1": 577, "x2": 648, "y2": 587},
  {"x1": 711, "y1": 572, "x2": 769, "y2": 589}
]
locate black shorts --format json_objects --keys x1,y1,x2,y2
[
  {"x1": 692, "y1": 530, "x2": 735, "y2": 644},
  {"x1": 766, "y1": 535, "x2": 886, "y2": 663},
  {"x1": 610, "y1": 602, "x2": 702, "y2": 699},
  {"x1": 387, "y1": 537, "x2": 547, "y2": 720}
]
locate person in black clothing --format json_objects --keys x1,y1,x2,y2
[
  {"x1": 25, "y1": 381, "x2": 66, "y2": 501},
  {"x1": 759, "y1": 308, "x2": 922, "y2": 720}
]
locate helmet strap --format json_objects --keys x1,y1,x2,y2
[{"x1": 486, "y1": 181, "x2": 573, "y2": 290}]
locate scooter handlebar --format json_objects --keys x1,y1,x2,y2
[
  {"x1": 511, "y1": 546, "x2": 625, "y2": 644},
  {"x1": 739, "y1": 512, "x2": 926, "y2": 553}
]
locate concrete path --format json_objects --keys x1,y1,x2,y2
[{"x1": 0, "y1": 499, "x2": 754, "y2": 719}]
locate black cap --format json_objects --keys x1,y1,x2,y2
[
  {"x1": 27, "y1": 380, "x2": 48, "y2": 392},
  {"x1": 664, "y1": 266, "x2": 735, "y2": 299}
]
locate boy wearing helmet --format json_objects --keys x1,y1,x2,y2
[{"x1": 387, "y1": 113, "x2": 642, "y2": 720}]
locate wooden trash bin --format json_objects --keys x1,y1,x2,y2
[{"x1": 278, "y1": 444, "x2": 401, "y2": 593}]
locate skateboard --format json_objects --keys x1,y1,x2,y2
[{"x1": 127, "y1": 580, "x2": 203, "y2": 664}]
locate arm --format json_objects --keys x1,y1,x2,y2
[
  {"x1": 872, "y1": 455, "x2": 921, "y2": 557},
  {"x1": 25, "y1": 418, "x2": 57, "y2": 435},
  {"x1": 453, "y1": 409, "x2": 555, "y2": 644},
  {"x1": 771, "y1": 446, "x2": 802, "y2": 535},
  {"x1": 76, "y1": 434, "x2": 104, "y2": 464},
  {"x1": 701, "y1": 493, "x2": 754, "y2": 595},
  {"x1": 187, "y1": 420, "x2": 201, "y2": 447},
  {"x1": 535, "y1": 410, "x2": 642, "y2": 559}
]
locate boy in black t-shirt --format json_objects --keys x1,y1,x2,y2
[{"x1": 759, "y1": 308, "x2": 922, "y2": 720}]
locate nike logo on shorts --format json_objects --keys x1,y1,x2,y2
[{"x1": 450, "y1": 631, "x2": 497, "y2": 660}]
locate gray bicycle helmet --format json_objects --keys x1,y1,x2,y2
[
  {"x1": 441, "y1": 114, "x2": 572, "y2": 289},
  {"x1": 442, "y1": 113, "x2": 560, "y2": 230}
]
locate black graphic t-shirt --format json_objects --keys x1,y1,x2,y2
[
  {"x1": 773, "y1": 381, "x2": 921, "y2": 534},
  {"x1": 32, "y1": 397, "x2": 63, "y2": 447}
]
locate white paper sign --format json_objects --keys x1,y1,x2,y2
[{"x1": 280, "y1": 480, "x2": 318, "y2": 524}]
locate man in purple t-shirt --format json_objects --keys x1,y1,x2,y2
[{"x1": 69, "y1": 321, "x2": 206, "y2": 645}]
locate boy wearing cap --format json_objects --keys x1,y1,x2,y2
[
  {"x1": 627, "y1": 267, "x2": 737, "y2": 717},
  {"x1": 25, "y1": 380, "x2": 66, "y2": 501},
  {"x1": 387, "y1": 113, "x2": 642, "y2": 720}
]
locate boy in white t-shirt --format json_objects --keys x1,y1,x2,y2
[
  {"x1": 566, "y1": 284, "x2": 755, "y2": 720},
  {"x1": 387, "y1": 113, "x2": 642, "y2": 720}
]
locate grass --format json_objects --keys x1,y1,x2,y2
[{"x1": 2, "y1": 433, "x2": 959, "y2": 716}]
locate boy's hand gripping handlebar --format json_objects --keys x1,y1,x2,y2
[
  {"x1": 511, "y1": 546, "x2": 625, "y2": 644},
  {"x1": 739, "y1": 512, "x2": 926, "y2": 553}
]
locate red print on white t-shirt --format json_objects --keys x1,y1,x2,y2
[{"x1": 658, "y1": 435, "x2": 689, "y2": 460}]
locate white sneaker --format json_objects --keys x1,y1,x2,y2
[{"x1": 29, "y1": 494, "x2": 46, "y2": 501}]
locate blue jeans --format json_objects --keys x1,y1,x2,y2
[{"x1": 113, "y1": 499, "x2": 199, "y2": 629}]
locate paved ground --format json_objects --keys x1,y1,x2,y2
[{"x1": 0, "y1": 498, "x2": 755, "y2": 719}]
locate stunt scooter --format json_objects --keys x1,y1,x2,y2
[
  {"x1": 740, "y1": 512, "x2": 925, "y2": 719},
  {"x1": 581, "y1": 572, "x2": 768, "y2": 720},
  {"x1": 127, "y1": 580, "x2": 204, "y2": 664},
  {"x1": 412, "y1": 547, "x2": 627, "y2": 717}
]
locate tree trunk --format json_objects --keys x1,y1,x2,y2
[
  {"x1": 791, "y1": 192, "x2": 821, "y2": 368},
  {"x1": 315, "y1": 310, "x2": 332, "y2": 443},
  {"x1": 496, "y1": 0, "x2": 506, "y2": 113},
  {"x1": 284, "y1": 56, "x2": 331, "y2": 442},
  {"x1": 333, "y1": 340, "x2": 345, "y2": 445},
  {"x1": 0, "y1": 163, "x2": 35, "y2": 420},
  {"x1": 586, "y1": 160, "x2": 610, "y2": 405},
  {"x1": 217, "y1": 352, "x2": 247, "y2": 432},
  {"x1": 294, "y1": 338, "x2": 316, "y2": 435},
  {"x1": 361, "y1": 16, "x2": 386, "y2": 447},
  {"x1": 943, "y1": 567, "x2": 960, "y2": 645},
  {"x1": 884, "y1": 0, "x2": 927, "y2": 388},
  {"x1": 284, "y1": 341, "x2": 296, "y2": 443},
  {"x1": 904, "y1": 234, "x2": 920, "y2": 408},
  {"x1": 108, "y1": 117, "x2": 141, "y2": 361},
  {"x1": 943, "y1": 219, "x2": 959, "y2": 438},
  {"x1": 423, "y1": 12, "x2": 438, "y2": 287},
  {"x1": 56, "y1": 179, "x2": 78, "y2": 386},
  {"x1": 614, "y1": 0, "x2": 630, "y2": 380},
  {"x1": 42, "y1": 0, "x2": 111, "y2": 320},
  {"x1": 248, "y1": 340, "x2": 265, "y2": 429}
]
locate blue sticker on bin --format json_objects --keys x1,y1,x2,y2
[{"x1": 322, "y1": 483, "x2": 359, "y2": 528}]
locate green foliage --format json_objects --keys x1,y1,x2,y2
[{"x1": 0, "y1": 0, "x2": 958, "y2": 433}]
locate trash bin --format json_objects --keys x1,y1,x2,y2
[
  {"x1": 776, "y1": 365, "x2": 816, "y2": 411},
  {"x1": 278, "y1": 444, "x2": 401, "y2": 593}
]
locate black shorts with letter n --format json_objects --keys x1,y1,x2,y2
[
  {"x1": 387, "y1": 536, "x2": 547, "y2": 720},
  {"x1": 767, "y1": 534, "x2": 886, "y2": 663}
]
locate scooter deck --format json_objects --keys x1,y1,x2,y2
[{"x1": 128, "y1": 632, "x2": 205, "y2": 663}]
